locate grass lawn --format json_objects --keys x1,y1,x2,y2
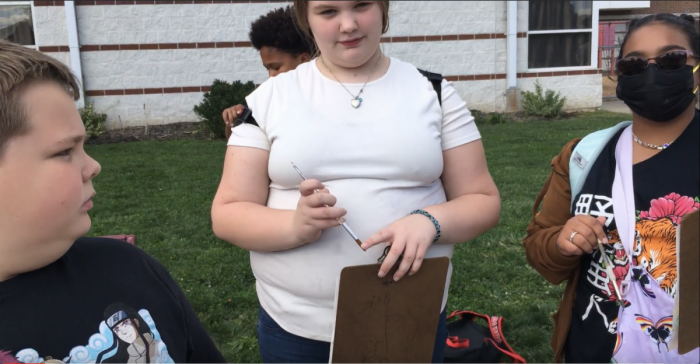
[{"x1": 85, "y1": 110, "x2": 632, "y2": 362}]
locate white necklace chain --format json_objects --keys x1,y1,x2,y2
[
  {"x1": 320, "y1": 53, "x2": 382, "y2": 109},
  {"x1": 633, "y1": 133, "x2": 674, "y2": 150}
]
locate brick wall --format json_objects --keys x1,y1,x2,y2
[
  {"x1": 629, "y1": 1, "x2": 699, "y2": 15},
  {"x1": 601, "y1": 0, "x2": 700, "y2": 16},
  {"x1": 33, "y1": 1, "x2": 602, "y2": 127}
]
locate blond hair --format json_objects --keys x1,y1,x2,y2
[
  {"x1": 0, "y1": 40, "x2": 79, "y2": 158},
  {"x1": 292, "y1": 1, "x2": 390, "y2": 55}
]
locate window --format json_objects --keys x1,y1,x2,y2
[
  {"x1": 528, "y1": 1, "x2": 595, "y2": 69},
  {"x1": 0, "y1": 2, "x2": 35, "y2": 47}
]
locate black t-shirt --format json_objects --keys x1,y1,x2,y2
[
  {"x1": 564, "y1": 111, "x2": 700, "y2": 363},
  {"x1": 0, "y1": 237, "x2": 227, "y2": 364}
]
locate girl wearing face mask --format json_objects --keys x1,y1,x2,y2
[
  {"x1": 211, "y1": 1, "x2": 501, "y2": 363},
  {"x1": 522, "y1": 13, "x2": 699, "y2": 364}
]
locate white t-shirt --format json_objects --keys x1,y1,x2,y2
[{"x1": 228, "y1": 57, "x2": 481, "y2": 342}]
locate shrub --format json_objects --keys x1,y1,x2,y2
[
  {"x1": 472, "y1": 110, "x2": 511, "y2": 125},
  {"x1": 79, "y1": 102, "x2": 107, "y2": 138},
  {"x1": 472, "y1": 110, "x2": 487, "y2": 125},
  {"x1": 193, "y1": 79, "x2": 256, "y2": 139},
  {"x1": 469, "y1": 109, "x2": 486, "y2": 125},
  {"x1": 520, "y1": 80, "x2": 566, "y2": 118},
  {"x1": 486, "y1": 112, "x2": 511, "y2": 124}
]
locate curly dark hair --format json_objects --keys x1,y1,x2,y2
[{"x1": 249, "y1": 6, "x2": 315, "y2": 56}]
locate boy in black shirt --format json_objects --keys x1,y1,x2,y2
[
  {"x1": 0, "y1": 40, "x2": 226, "y2": 363},
  {"x1": 221, "y1": 6, "x2": 314, "y2": 139}
]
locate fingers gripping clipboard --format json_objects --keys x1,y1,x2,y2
[{"x1": 329, "y1": 257, "x2": 450, "y2": 363}]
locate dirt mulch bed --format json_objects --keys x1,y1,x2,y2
[
  {"x1": 85, "y1": 122, "x2": 218, "y2": 145},
  {"x1": 472, "y1": 110, "x2": 579, "y2": 125},
  {"x1": 88, "y1": 109, "x2": 589, "y2": 145},
  {"x1": 603, "y1": 75, "x2": 618, "y2": 98},
  {"x1": 508, "y1": 111, "x2": 578, "y2": 122}
]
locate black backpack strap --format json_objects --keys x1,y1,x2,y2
[
  {"x1": 234, "y1": 70, "x2": 441, "y2": 128},
  {"x1": 232, "y1": 106, "x2": 258, "y2": 128},
  {"x1": 417, "y1": 68, "x2": 443, "y2": 106}
]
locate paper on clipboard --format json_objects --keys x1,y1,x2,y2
[
  {"x1": 668, "y1": 209, "x2": 699, "y2": 354},
  {"x1": 328, "y1": 257, "x2": 450, "y2": 363}
]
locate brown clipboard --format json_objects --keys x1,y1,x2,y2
[
  {"x1": 329, "y1": 256, "x2": 450, "y2": 363},
  {"x1": 678, "y1": 209, "x2": 699, "y2": 354}
]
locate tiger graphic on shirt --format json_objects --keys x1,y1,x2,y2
[
  {"x1": 578, "y1": 193, "x2": 698, "y2": 330},
  {"x1": 633, "y1": 193, "x2": 699, "y2": 298},
  {"x1": 603, "y1": 194, "x2": 698, "y2": 300},
  {"x1": 631, "y1": 218, "x2": 678, "y2": 296}
]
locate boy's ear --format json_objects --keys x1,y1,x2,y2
[{"x1": 300, "y1": 53, "x2": 311, "y2": 63}]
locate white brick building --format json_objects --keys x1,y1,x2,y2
[{"x1": 3, "y1": 0, "x2": 649, "y2": 128}]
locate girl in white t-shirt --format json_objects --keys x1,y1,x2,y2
[{"x1": 211, "y1": 1, "x2": 501, "y2": 362}]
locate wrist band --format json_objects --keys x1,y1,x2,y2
[{"x1": 410, "y1": 209, "x2": 441, "y2": 243}]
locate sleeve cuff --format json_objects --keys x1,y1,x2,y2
[
  {"x1": 227, "y1": 124, "x2": 271, "y2": 151},
  {"x1": 441, "y1": 131, "x2": 482, "y2": 151}
]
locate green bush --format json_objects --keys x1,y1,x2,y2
[
  {"x1": 79, "y1": 102, "x2": 107, "y2": 138},
  {"x1": 472, "y1": 110, "x2": 511, "y2": 125},
  {"x1": 486, "y1": 112, "x2": 511, "y2": 124},
  {"x1": 193, "y1": 79, "x2": 256, "y2": 139},
  {"x1": 472, "y1": 110, "x2": 487, "y2": 125},
  {"x1": 520, "y1": 80, "x2": 566, "y2": 118}
]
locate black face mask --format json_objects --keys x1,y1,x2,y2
[{"x1": 616, "y1": 63, "x2": 699, "y2": 122}]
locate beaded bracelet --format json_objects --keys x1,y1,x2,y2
[{"x1": 410, "y1": 209, "x2": 441, "y2": 243}]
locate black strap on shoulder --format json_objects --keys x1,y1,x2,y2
[
  {"x1": 232, "y1": 106, "x2": 258, "y2": 128},
  {"x1": 233, "y1": 69, "x2": 442, "y2": 127},
  {"x1": 417, "y1": 68, "x2": 443, "y2": 106}
]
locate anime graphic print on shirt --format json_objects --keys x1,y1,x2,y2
[
  {"x1": 564, "y1": 112, "x2": 699, "y2": 364},
  {"x1": 574, "y1": 193, "x2": 698, "y2": 331},
  {"x1": 634, "y1": 193, "x2": 699, "y2": 295},
  {"x1": 9, "y1": 302, "x2": 175, "y2": 364}
]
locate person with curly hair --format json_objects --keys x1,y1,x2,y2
[
  {"x1": 223, "y1": 6, "x2": 315, "y2": 139},
  {"x1": 212, "y1": 1, "x2": 501, "y2": 362}
]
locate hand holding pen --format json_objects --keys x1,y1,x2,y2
[{"x1": 291, "y1": 163, "x2": 365, "y2": 250}]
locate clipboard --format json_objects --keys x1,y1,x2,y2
[
  {"x1": 329, "y1": 256, "x2": 450, "y2": 363},
  {"x1": 669, "y1": 209, "x2": 699, "y2": 354}
]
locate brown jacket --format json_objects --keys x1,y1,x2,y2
[{"x1": 521, "y1": 138, "x2": 584, "y2": 363}]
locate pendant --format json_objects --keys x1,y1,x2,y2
[{"x1": 350, "y1": 97, "x2": 362, "y2": 108}]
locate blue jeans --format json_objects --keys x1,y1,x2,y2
[{"x1": 257, "y1": 305, "x2": 448, "y2": 363}]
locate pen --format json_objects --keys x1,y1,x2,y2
[
  {"x1": 291, "y1": 162, "x2": 365, "y2": 251},
  {"x1": 597, "y1": 239, "x2": 624, "y2": 309},
  {"x1": 588, "y1": 212, "x2": 624, "y2": 306}
]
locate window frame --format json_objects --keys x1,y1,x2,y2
[
  {"x1": 0, "y1": 0, "x2": 39, "y2": 49},
  {"x1": 526, "y1": 0, "x2": 601, "y2": 72}
]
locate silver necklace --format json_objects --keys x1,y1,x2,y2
[
  {"x1": 320, "y1": 53, "x2": 382, "y2": 109},
  {"x1": 633, "y1": 133, "x2": 674, "y2": 150}
]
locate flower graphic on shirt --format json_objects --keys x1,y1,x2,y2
[
  {"x1": 596, "y1": 233, "x2": 630, "y2": 302},
  {"x1": 0, "y1": 350, "x2": 17, "y2": 364},
  {"x1": 607, "y1": 264, "x2": 629, "y2": 302},
  {"x1": 637, "y1": 193, "x2": 699, "y2": 225},
  {"x1": 631, "y1": 194, "x2": 699, "y2": 298}
]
